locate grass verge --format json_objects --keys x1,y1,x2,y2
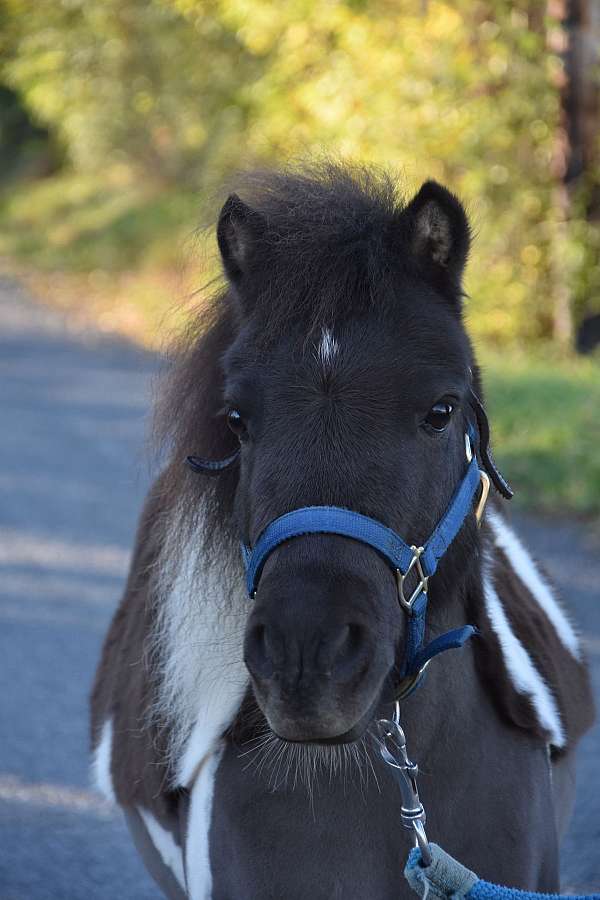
[{"x1": 481, "y1": 351, "x2": 600, "y2": 519}]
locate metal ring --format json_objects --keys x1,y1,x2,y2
[
  {"x1": 394, "y1": 660, "x2": 431, "y2": 701},
  {"x1": 465, "y1": 432, "x2": 473, "y2": 462},
  {"x1": 396, "y1": 547, "x2": 428, "y2": 612},
  {"x1": 475, "y1": 471, "x2": 490, "y2": 526}
]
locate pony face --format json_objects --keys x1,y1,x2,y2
[
  {"x1": 212, "y1": 167, "x2": 477, "y2": 742},
  {"x1": 225, "y1": 314, "x2": 473, "y2": 741}
]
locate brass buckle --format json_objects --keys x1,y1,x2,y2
[
  {"x1": 475, "y1": 471, "x2": 490, "y2": 526},
  {"x1": 396, "y1": 546, "x2": 429, "y2": 612}
]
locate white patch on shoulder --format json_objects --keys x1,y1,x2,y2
[
  {"x1": 153, "y1": 501, "x2": 249, "y2": 787},
  {"x1": 175, "y1": 588, "x2": 249, "y2": 785},
  {"x1": 483, "y1": 568, "x2": 565, "y2": 748},
  {"x1": 185, "y1": 746, "x2": 224, "y2": 900},
  {"x1": 318, "y1": 327, "x2": 339, "y2": 369},
  {"x1": 138, "y1": 806, "x2": 186, "y2": 890},
  {"x1": 487, "y1": 509, "x2": 581, "y2": 660},
  {"x1": 91, "y1": 718, "x2": 116, "y2": 804}
]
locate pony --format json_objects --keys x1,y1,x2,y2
[{"x1": 91, "y1": 163, "x2": 594, "y2": 899}]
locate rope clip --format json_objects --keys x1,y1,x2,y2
[{"x1": 375, "y1": 703, "x2": 432, "y2": 867}]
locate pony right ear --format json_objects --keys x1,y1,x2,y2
[
  {"x1": 402, "y1": 181, "x2": 471, "y2": 294},
  {"x1": 217, "y1": 194, "x2": 265, "y2": 286}
]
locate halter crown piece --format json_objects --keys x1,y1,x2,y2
[{"x1": 187, "y1": 403, "x2": 513, "y2": 698}]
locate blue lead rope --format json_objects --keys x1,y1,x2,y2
[{"x1": 404, "y1": 845, "x2": 600, "y2": 900}]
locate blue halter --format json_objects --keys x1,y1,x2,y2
[
  {"x1": 187, "y1": 406, "x2": 511, "y2": 696},
  {"x1": 239, "y1": 431, "x2": 484, "y2": 691}
]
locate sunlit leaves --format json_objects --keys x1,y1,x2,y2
[{"x1": 1, "y1": 0, "x2": 593, "y2": 344}]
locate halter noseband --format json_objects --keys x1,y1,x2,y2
[
  {"x1": 188, "y1": 412, "x2": 512, "y2": 698},
  {"x1": 239, "y1": 430, "x2": 482, "y2": 695}
]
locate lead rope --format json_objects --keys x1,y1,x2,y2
[{"x1": 376, "y1": 705, "x2": 600, "y2": 900}]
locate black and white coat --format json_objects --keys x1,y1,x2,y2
[{"x1": 91, "y1": 485, "x2": 592, "y2": 899}]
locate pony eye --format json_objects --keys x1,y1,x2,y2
[
  {"x1": 424, "y1": 401, "x2": 454, "y2": 433},
  {"x1": 226, "y1": 409, "x2": 248, "y2": 440}
]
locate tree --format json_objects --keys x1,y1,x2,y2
[
  {"x1": 2, "y1": 0, "x2": 597, "y2": 348},
  {"x1": 559, "y1": 0, "x2": 600, "y2": 346}
]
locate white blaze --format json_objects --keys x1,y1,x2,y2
[{"x1": 318, "y1": 327, "x2": 339, "y2": 369}]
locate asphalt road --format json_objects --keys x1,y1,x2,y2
[{"x1": 0, "y1": 276, "x2": 598, "y2": 898}]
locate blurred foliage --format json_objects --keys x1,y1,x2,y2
[
  {"x1": 0, "y1": 85, "x2": 59, "y2": 180},
  {"x1": 1, "y1": 0, "x2": 599, "y2": 516},
  {"x1": 0, "y1": 169, "x2": 197, "y2": 270},
  {"x1": 0, "y1": 0, "x2": 598, "y2": 343},
  {"x1": 0, "y1": 0, "x2": 598, "y2": 347},
  {"x1": 569, "y1": 185, "x2": 600, "y2": 324},
  {"x1": 0, "y1": 0, "x2": 257, "y2": 183}
]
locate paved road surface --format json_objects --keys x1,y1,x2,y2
[{"x1": 0, "y1": 277, "x2": 598, "y2": 898}]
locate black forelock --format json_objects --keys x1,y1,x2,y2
[{"x1": 225, "y1": 161, "x2": 450, "y2": 341}]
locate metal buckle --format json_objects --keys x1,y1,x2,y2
[
  {"x1": 396, "y1": 546, "x2": 429, "y2": 613},
  {"x1": 475, "y1": 471, "x2": 490, "y2": 526}
]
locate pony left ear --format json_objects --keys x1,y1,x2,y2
[
  {"x1": 403, "y1": 181, "x2": 471, "y2": 291},
  {"x1": 217, "y1": 193, "x2": 266, "y2": 286}
]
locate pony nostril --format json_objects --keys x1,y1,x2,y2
[
  {"x1": 321, "y1": 623, "x2": 368, "y2": 679},
  {"x1": 347, "y1": 623, "x2": 364, "y2": 648},
  {"x1": 244, "y1": 622, "x2": 275, "y2": 680}
]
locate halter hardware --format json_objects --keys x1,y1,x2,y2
[
  {"x1": 396, "y1": 547, "x2": 429, "y2": 612},
  {"x1": 466, "y1": 428, "x2": 491, "y2": 527},
  {"x1": 394, "y1": 660, "x2": 431, "y2": 700},
  {"x1": 475, "y1": 471, "x2": 490, "y2": 526},
  {"x1": 465, "y1": 432, "x2": 473, "y2": 463}
]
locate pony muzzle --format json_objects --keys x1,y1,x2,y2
[{"x1": 243, "y1": 542, "x2": 399, "y2": 743}]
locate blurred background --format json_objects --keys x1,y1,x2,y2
[
  {"x1": 0, "y1": 1, "x2": 599, "y2": 897},
  {"x1": 0, "y1": 0, "x2": 599, "y2": 515}
]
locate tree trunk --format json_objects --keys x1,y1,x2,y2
[{"x1": 557, "y1": 0, "x2": 600, "y2": 345}]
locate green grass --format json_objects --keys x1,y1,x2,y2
[
  {"x1": 1, "y1": 171, "x2": 599, "y2": 519},
  {"x1": 482, "y1": 351, "x2": 600, "y2": 518}
]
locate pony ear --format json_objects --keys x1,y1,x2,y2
[
  {"x1": 217, "y1": 193, "x2": 265, "y2": 285},
  {"x1": 403, "y1": 181, "x2": 470, "y2": 291}
]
